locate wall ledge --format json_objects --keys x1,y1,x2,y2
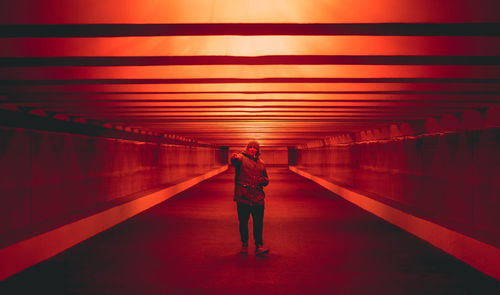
[
  {"x1": 0, "y1": 165, "x2": 228, "y2": 281},
  {"x1": 289, "y1": 165, "x2": 500, "y2": 281}
]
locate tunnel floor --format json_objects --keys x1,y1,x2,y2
[{"x1": 1, "y1": 167, "x2": 499, "y2": 295}]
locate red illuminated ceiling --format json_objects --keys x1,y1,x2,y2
[{"x1": 1, "y1": 0, "x2": 499, "y2": 147}]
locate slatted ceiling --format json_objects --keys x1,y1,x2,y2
[{"x1": 1, "y1": 1, "x2": 500, "y2": 147}]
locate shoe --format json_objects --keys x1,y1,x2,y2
[
  {"x1": 255, "y1": 245, "x2": 270, "y2": 256},
  {"x1": 240, "y1": 243, "x2": 248, "y2": 254}
]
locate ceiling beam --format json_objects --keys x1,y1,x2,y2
[
  {"x1": 2, "y1": 55, "x2": 500, "y2": 67},
  {"x1": 2, "y1": 78, "x2": 500, "y2": 85},
  {"x1": 2, "y1": 23, "x2": 499, "y2": 38}
]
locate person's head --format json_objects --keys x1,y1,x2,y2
[{"x1": 246, "y1": 140, "x2": 260, "y2": 158}]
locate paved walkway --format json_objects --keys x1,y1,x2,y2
[{"x1": 1, "y1": 167, "x2": 499, "y2": 294}]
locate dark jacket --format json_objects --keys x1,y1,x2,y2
[{"x1": 231, "y1": 151, "x2": 269, "y2": 205}]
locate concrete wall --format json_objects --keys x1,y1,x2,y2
[
  {"x1": 0, "y1": 127, "x2": 222, "y2": 240},
  {"x1": 291, "y1": 109, "x2": 500, "y2": 279},
  {"x1": 293, "y1": 108, "x2": 500, "y2": 249},
  {"x1": 260, "y1": 148, "x2": 288, "y2": 165},
  {"x1": 295, "y1": 128, "x2": 500, "y2": 242}
]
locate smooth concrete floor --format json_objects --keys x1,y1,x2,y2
[{"x1": 1, "y1": 167, "x2": 499, "y2": 295}]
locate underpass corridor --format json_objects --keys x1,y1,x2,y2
[
  {"x1": 1, "y1": 1, "x2": 500, "y2": 294},
  {"x1": 1, "y1": 167, "x2": 499, "y2": 294}
]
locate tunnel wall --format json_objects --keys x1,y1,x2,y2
[
  {"x1": 0, "y1": 126, "x2": 223, "y2": 240},
  {"x1": 294, "y1": 127, "x2": 500, "y2": 243},
  {"x1": 291, "y1": 110, "x2": 500, "y2": 279}
]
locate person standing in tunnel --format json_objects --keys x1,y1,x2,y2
[{"x1": 230, "y1": 140, "x2": 270, "y2": 255}]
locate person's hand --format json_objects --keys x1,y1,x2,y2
[
  {"x1": 231, "y1": 153, "x2": 242, "y2": 160},
  {"x1": 257, "y1": 176, "x2": 268, "y2": 185}
]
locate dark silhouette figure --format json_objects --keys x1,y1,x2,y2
[{"x1": 230, "y1": 140, "x2": 270, "y2": 255}]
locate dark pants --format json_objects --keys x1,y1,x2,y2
[{"x1": 237, "y1": 202, "x2": 265, "y2": 246}]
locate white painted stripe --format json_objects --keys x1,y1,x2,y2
[
  {"x1": 289, "y1": 165, "x2": 500, "y2": 281},
  {"x1": 0, "y1": 165, "x2": 228, "y2": 281}
]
